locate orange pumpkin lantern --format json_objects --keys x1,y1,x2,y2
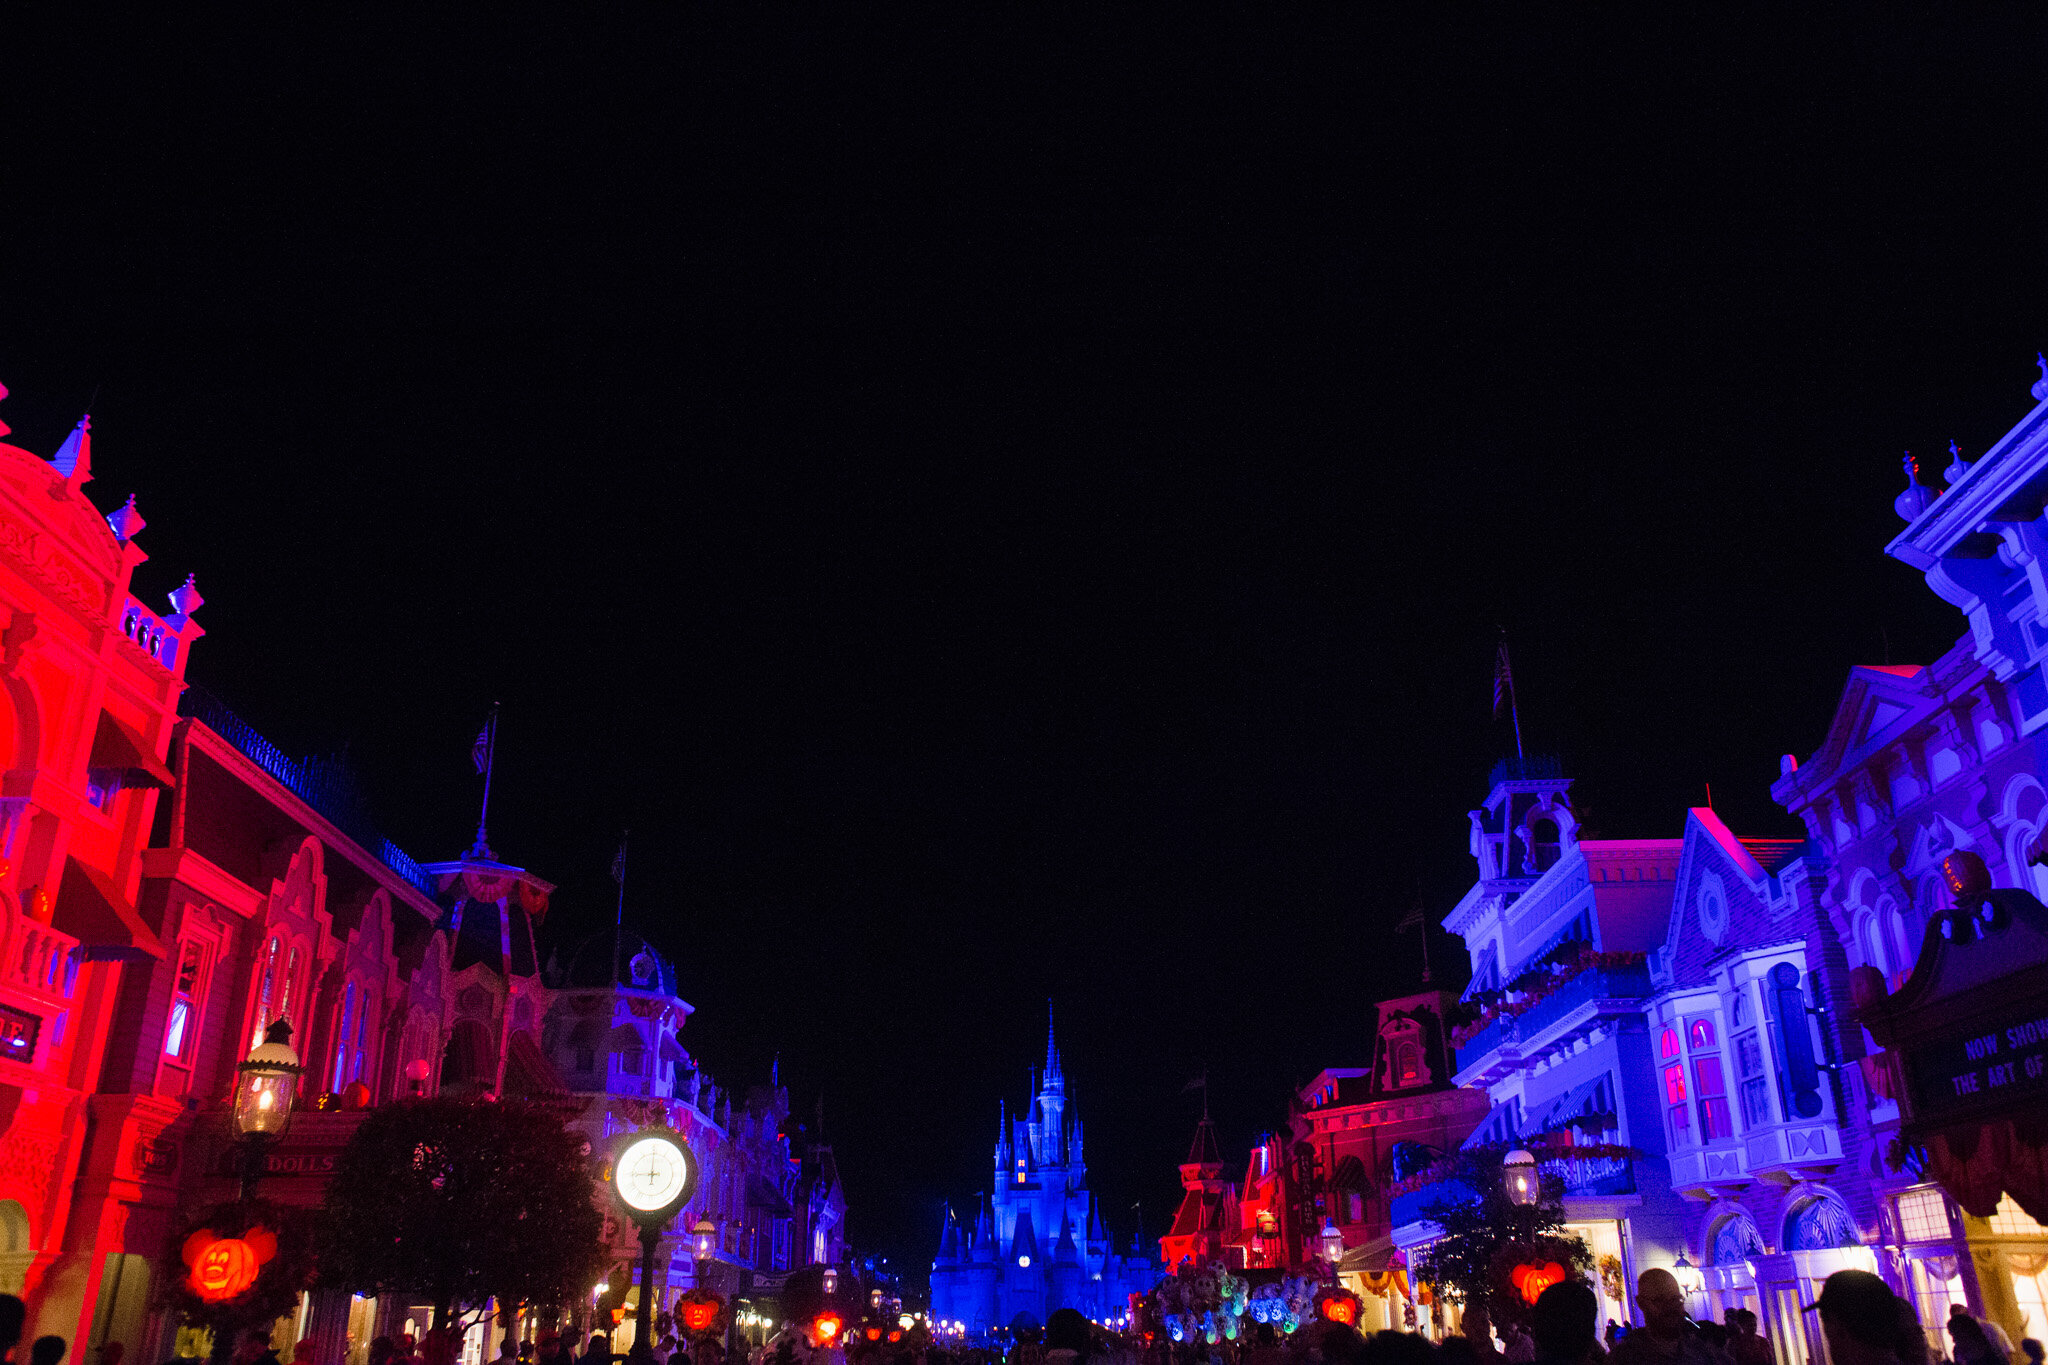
[
  {"x1": 679, "y1": 1298, "x2": 721, "y2": 1333},
  {"x1": 182, "y1": 1224, "x2": 279, "y2": 1303},
  {"x1": 1510, "y1": 1262, "x2": 1567, "y2": 1306}
]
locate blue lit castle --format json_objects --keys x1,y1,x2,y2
[{"x1": 930, "y1": 1021, "x2": 1157, "y2": 1333}]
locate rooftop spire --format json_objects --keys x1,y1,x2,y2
[
  {"x1": 51, "y1": 414, "x2": 90, "y2": 485},
  {"x1": 1896, "y1": 451, "x2": 1940, "y2": 522}
]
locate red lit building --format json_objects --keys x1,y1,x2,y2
[{"x1": 0, "y1": 389, "x2": 846, "y2": 1363}]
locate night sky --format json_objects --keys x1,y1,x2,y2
[{"x1": 4, "y1": 9, "x2": 2046, "y2": 1283}]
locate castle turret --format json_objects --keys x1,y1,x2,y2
[
  {"x1": 972, "y1": 1197, "x2": 995, "y2": 1262},
  {"x1": 1011, "y1": 1207, "x2": 1039, "y2": 1269},
  {"x1": 938, "y1": 1208, "x2": 962, "y2": 1266}
]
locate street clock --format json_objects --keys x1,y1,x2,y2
[{"x1": 615, "y1": 1133, "x2": 695, "y2": 1217}]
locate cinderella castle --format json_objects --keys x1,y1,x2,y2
[{"x1": 929, "y1": 1019, "x2": 1158, "y2": 1332}]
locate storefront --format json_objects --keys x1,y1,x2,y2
[{"x1": 1857, "y1": 851, "x2": 2048, "y2": 1350}]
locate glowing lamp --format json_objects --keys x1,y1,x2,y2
[
  {"x1": 823, "y1": 1264, "x2": 838, "y2": 1296},
  {"x1": 1318, "y1": 1218, "x2": 1344, "y2": 1266},
  {"x1": 898, "y1": 1314, "x2": 914, "y2": 1330},
  {"x1": 1502, "y1": 1149, "x2": 1539, "y2": 1206},
  {"x1": 811, "y1": 1314, "x2": 843, "y2": 1346},
  {"x1": 1671, "y1": 1254, "x2": 1703, "y2": 1295},
  {"x1": 232, "y1": 1020, "x2": 303, "y2": 1139},
  {"x1": 1018, "y1": 1254, "x2": 1031, "y2": 1268},
  {"x1": 693, "y1": 1217, "x2": 717, "y2": 1261}
]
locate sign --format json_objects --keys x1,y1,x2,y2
[
  {"x1": 1904, "y1": 1006, "x2": 2048, "y2": 1126},
  {"x1": 0, "y1": 1005, "x2": 41, "y2": 1064},
  {"x1": 210, "y1": 1147, "x2": 339, "y2": 1179}
]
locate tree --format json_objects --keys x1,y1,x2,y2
[
  {"x1": 1408, "y1": 1148, "x2": 1592, "y2": 1339},
  {"x1": 320, "y1": 1097, "x2": 607, "y2": 1329}
]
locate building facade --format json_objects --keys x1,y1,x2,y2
[
  {"x1": 929, "y1": 1023, "x2": 1153, "y2": 1334},
  {"x1": 0, "y1": 387, "x2": 846, "y2": 1365}
]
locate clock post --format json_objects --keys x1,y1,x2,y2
[{"x1": 609, "y1": 1127, "x2": 700, "y2": 1360}]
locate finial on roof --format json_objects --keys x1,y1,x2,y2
[
  {"x1": 2034, "y1": 353, "x2": 2048, "y2": 403},
  {"x1": 107, "y1": 494, "x2": 145, "y2": 543},
  {"x1": 167, "y1": 574, "x2": 203, "y2": 620},
  {"x1": 1943, "y1": 439, "x2": 1971, "y2": 486},
  {"x1": 51, "y1": 414, "x2": 91, "y2": 485},
  {"x1": 1895, "y1": 452, "x2": 1938, "y2": 522}
]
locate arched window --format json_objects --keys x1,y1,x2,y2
[
  {"x1": 333, "y1": 981, "x2": 356, "y2": 1092},
  {"x1": 1785, "y1": 1193, "x2": 1859, "y2": 1250},
  {"x1": 1395, "y1": 1040, "x2": 1424, "y2": 1087},
  {"x1": 1660, "y1": 1027, "x2": 1680, "y2": 1060},
  {"x1": 1857, "y1": 913, "x2": 1890, "y2": 978},
  {"x1": 353, "y1": 991, "x2": 371, "y2": 1084},
  {"x1": 1689, "y1": 1019, "x2": 1716, "y2": 1049},
  {"x1": 1710, "y1": 1213, "x2": 1764, "y2": 1265},
  {"x1": 251, "y1": 936, "x2": 281, "y2": 1048}
]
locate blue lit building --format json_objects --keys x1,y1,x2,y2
[{"x1": 929, "y1": 1022, "x2": 1155, "y2": 1334}]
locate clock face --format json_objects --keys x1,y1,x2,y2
[{"x1": 615, "y1": 1135, "x2": 691, "y2": 1213}]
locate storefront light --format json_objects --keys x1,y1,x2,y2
[
  {"x1": 1671, "y1": 1254, "x2": 1703, "y2": 1295},
  {"x1": 1502, "y1": 1149, "x2": 1539, "y2": 1207}
]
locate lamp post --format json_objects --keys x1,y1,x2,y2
[
  {"x1": 692, "y1": 1217, "x2": 716, "y2": 1290},
  {"x1": 1672, "y1": 1254, "x2": 1703, "y2": 1316},
  {"x1": 823, "y1": 1265, "x2": 837, "y2": 1298},
  {"x1": 232, "y1": 1019, "x2": 302, "y2": 1199},
  {"x1": 611, "y1": 1129, "x2": 699, "y2": 1361}
]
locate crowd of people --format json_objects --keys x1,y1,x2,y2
[{"x1": 4, "y1": 1270, "x2": 2039, "y2": 1365}]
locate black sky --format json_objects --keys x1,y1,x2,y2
[{"x1": 4, "y1": 8, "x2": 2046, "y2": 1281}]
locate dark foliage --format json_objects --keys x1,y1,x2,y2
[
  {"x1": 160, "y1": 1197, "x2": 318, "y2": 1363},
  {"x1": 318, "y1": 1097, "x2": 606, "y2": 1322},
  {"x1": 1409, "y1": 1150, "x2": 1591, "y2": 1334}
]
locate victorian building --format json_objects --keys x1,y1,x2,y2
[{"x1": 0, "y1": 385, "x2": 847, "y2": 1365}]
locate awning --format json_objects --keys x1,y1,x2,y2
[
  {"x1": 1526, "y1": 1076, "x2": 1611, "y2": 1136},
  {"x1": 90, "y1": 711, "x2": 174, "y2": 790},
  {"x1": 53, "y1": 856, "x2": 163, "y2": 961},
  {"x1": 749, "y1": 1175, "x2": 795, "y2": 1218},
  {"x1": 1338, "y1": 1236, "x2": 1398, "y2": 1275},
  {"x1": 1462, "y1": 1096, "x2": 1521, "y2": 1150}
]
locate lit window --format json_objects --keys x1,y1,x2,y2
[
  {"x1": 354, "y1": 998, "x2": 370, "y2": 1083},
  {"x1": 1897, "y1": 1187, "x2": 1951, "y2": 1242},
  {"x1": 165, "y1": 940, "x2": 206, "y2": 1061},
  {"x1": 334, "y1": 981, "x2": 356, "y2": 1092},
  {"x1": 1664, "y1": 1064, "x2": 1690, "y2": 1142},
  {"x1": 1689, "y1": 1018, "x2": 1716, "y2": 1049},
  {"x1": 1659, "y1": 1027, "x2": 1680, "y2": 1060}
]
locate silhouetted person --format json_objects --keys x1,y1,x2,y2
[
  {"x1": 0, "y1": 1296, "x2": 26, "y2": 1364},
  {"x1": 1807, "y1": 1272, "x2": 1903, "y2": 1365},
  {"x1": 29, "y1": 1337, "x2": 66, "y2": 1365},
  {"x1": 1532, "y1": 1281, "x2": 1600, "y2": 1365}
]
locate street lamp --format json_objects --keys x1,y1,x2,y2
[
  {"x1": 1319, "y1": 1218, "x2": 1344, "y2": 1283},
  {"x1": 232, "y1": 1019, "x2": 302, "y2": 1199},
  {"x1": 823, "y1": 1265, "x2": 838, "y2": 1297},
  {"x1": 1502, "y1": 1149, "x2": 1539, "y2": 1207},
  {"x1": 692, "y1": 1217, "x2": 716, "y2": 1286},
  {"x1": 1672, "y1": 1254, "x2": 1703, "y2": 1296}
]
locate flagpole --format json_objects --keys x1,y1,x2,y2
[
  {"x1": 473, "y1": 707, "x2": 499, "y2": 859},
  {"x1": 612, "y1": 830, "x2": 628, "y2": 987}
]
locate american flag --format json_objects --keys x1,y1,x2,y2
[
  {"x1": 1492, "y1": 639, "x2": 1515, "y2": 718},
  {"x1": 471, "y1": 715, "x2": 494, "y2": 774},
  {"x1": 611, "y1": 834, "x2": 628, "y2": 885}
]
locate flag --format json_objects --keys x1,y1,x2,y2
[
  {"x1": 471, "y1": 716, "x2": 493, "y2": 774},
  {"x1": 1396, "y1": 907, "x2": 1423, "y2": 933},
  {"x1": 1493, "y1": 639, "x2": 1515, "y2": 718},
  {"x1": 1180, "y1": 1072, "x2": 1207, "y2": 1094},
  {"x1": 611, "y1": 835, "x2": 628, "y2": 885}
]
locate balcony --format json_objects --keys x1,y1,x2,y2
[
  {"x1": 5, "y1": 921, "x2": 80, "y2": 1006},
  {"x1": 1669, "y1": 1143, "x2": 1752, "y2": 1194},
  {"x1": 1546, "y1": 1149, "x2": 1634, "y2": 1197},
  {"x1": 1455, "y1": 964, "x2": 1653, "y2": 1081},
  {"x1": 1744, "y1": 1120, "x2": 1843, "y2": 1178}
]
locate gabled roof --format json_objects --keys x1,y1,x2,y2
[{"x1": 1778, "y1": 663, "x2": 1937, "y2": 799}]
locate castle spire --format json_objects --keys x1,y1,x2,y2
[{"x1": 51, "y1": 414, "x2": 91, "y2": 486}]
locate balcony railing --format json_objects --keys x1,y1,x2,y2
[
  {"x1": 6, "y1": 922, "x2": 80, "y2": 1004},
  {"x1": 1456, "y1": 963, "x2": 1654, "y2": 1067},
  {"x1": 120, "y1": 598, "x2": 181, "y2": 672},
  {"x1": 179, "y1": 687, "x2": 436, "y2": 898}
]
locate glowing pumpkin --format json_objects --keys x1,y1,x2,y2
[
  {"x1": 1319, "y1": 1295, "x2": 1359, "y2": 1327},
  {"x1": 679, "y1": 1298, "x2": 720, "y2": 1333},
  {"x1": 1510, "y1": 1262, "x2": 1567, "y2": 1306},
  {"x1": 191, "y1": 1238, "x2": 259, "y2": 1301}
]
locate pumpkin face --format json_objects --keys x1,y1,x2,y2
[
  {"x1": 679, "y1": 1300, "x2": 719, "y2": 1333},
  {"x1": 192, "y1": 1238, "x2": 260, "y2": 1301},
  {"x1": 1510, "y1": 1262, "x2": 1567, "y2": 1306}
]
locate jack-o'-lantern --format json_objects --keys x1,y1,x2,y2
[
  {"x1": 181, "y1": 1224, "x2": 279, "y2": 1303},
  {"x1": 678, "y1": 1296, "x2": 721, "y2": 1333},
  {"x1": 1510, "y1": 1262, "x2": 1566, "y2": 1306}
]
